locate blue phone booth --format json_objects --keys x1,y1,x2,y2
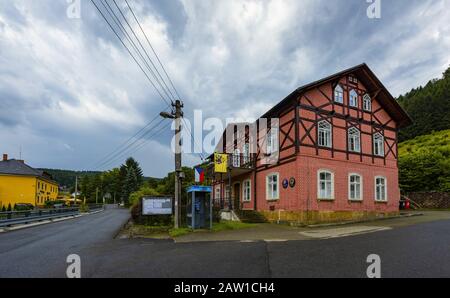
[{"x1": 187, "y1": 186, "x2": 212, "y2": 230}]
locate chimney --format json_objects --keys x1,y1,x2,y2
[{"x1": 2, "y1": 154, "x2": 8, "y2": 161}]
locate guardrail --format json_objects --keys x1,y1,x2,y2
[{"x1": 0, "y1": 207, "x2": 80, "y2": 228}]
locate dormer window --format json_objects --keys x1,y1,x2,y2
[
  {"x1": 334, "y1": 85, "x2": 344, "y2": 104},
  {"x1": 363, "y1": 94, "x2": 372, "y2": 111},
  {"x1": 349, "y1": 89, "x2": 358, "y2": 107}
]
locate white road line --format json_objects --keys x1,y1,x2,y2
[{"x1": 300, "y1": 226, "x2": 391, "y2": 239}]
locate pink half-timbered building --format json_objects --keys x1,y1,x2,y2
[{"x1": 208, "y1": 64, "x2": 412, "y2": 223}]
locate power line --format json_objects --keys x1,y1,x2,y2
[
  {"x1": 114, "y1": 0, "x2": 178, "y2": 104},
  {"x1": 99, "y1": 0, "x2": 173, "y2": 105},
  {"x1": 90, "y1": 0, "x2": 172, "y2": 107},
  {"x1": 125, "y1": 0, "x2": 205, "y2": 160},
  {"x1": 98, "y1": 118, "x2": 169, "y2": 170},
  {"x1": 92, "y1": 112, "x2": 163, "y2": 169},
  {"x1": 125, "y1": 0, "x2": 183, "y2": 102}
]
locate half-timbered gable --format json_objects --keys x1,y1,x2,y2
[{"x1": 208, "y1": 64, "x2": 412, "y2": 224}]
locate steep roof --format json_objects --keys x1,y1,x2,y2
[
  {"x1": 0, "y1": 159, "x2": 57, "y2": 183},
  {"x1": 261, "y1": 63, "x2": 413, "y2": 129}
]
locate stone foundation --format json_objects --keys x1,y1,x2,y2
[{"x1": 259, "y1": 210, "x2": 400, "y2": 225}]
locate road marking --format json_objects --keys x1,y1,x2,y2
[
  {"x1": 300, "y1": 225, "x2": 391, "y2": 239},
  {"x1": 264, "y1": 239, "x2": 289, "y2": 242}
]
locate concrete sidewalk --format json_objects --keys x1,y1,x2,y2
[{"x1": 174, "y1": 211, "x2": 450, "y2": 243}]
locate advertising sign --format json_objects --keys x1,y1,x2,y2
[{"x1": 142, "y1": 196, "x2": 173, "y2": 215}]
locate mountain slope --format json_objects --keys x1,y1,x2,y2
[
  {"x1": 397, "y1": 67, "x2": 450, "y2": 141},
  {"x1": 398, "y1": 129, "x2": 450, "y2": 193}
]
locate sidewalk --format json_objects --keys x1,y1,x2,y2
[{"x1": 174, "y1": 211, "x2": 450, "y2": 243}]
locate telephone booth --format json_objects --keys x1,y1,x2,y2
[{"x1": 186, "y1": 186, "x2": 212, "y2": 230}]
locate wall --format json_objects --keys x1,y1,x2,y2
[
  {"x1": 407, "y1": 192, "x2": 450, "y2": 209},
  {"x1": 0, "y1": 175, "x2": 36, "y2": 208}
]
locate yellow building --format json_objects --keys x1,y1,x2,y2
[{"x1": 0, "y1": 154, "x2": 59, "y2": 209}]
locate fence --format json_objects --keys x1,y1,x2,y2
[
  {"x1": 406, "y1": 192, "x2": 450, "y2": 209},
  {"x1": 0, "y1": 204, "x2": 104, "y2": 228}
]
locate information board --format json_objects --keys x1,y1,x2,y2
[{"x1": 142, "y1": 196, "x2": 173, "y2": 215}]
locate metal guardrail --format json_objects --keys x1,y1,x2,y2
[{"x1": 0, "y1": 205, "x2": 103, "y2": 228}]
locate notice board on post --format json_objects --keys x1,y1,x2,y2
[{"x1": 142, "y1": 196, "x2": 173, "y2": 215}]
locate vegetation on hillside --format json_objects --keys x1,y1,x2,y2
[
  {"x1": 397, "y1": 66, "x2": 450, "y2": 142},
  {"x1": 398, "y1": 129, "x2": 450, "y2": 193}
]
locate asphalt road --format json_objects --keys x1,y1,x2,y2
[{"x1": 1, "y1": 208, "x2": 449, "y2": 278}]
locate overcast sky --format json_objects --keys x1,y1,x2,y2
[{"x1": 0, "y1": 0, "x2": 449, "y2": 177}]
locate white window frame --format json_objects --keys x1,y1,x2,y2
[
  {"x1": 215, "y1": 186, "x2": 221, "y2": 200},
  {"x1": 348, "y1": 173, "x2": 363, "y2": 201},
  {"x1": 374, "y1": 176, "x2": 387, "y2": 202},
  {"x1": 334, "y1": 84, "x2": 344, "y2": 104},
  {"x1": 243, "y1": 143, "x2": 250, "y2": 164},
  {"x1": 318, "y1": 120, "x2": 332, "y2": 148},
  {"x1": 363, "y1": 94, "x2": 372, "y2": 111},
  {"x1": 349, "y1": 89, "x2": 358, "y2": 107},
  {"x1": 232, "y1": 149, "x2": 241, "y2": 167},
  {"x1": 266, "y1": 128, "x2": 279, "y2": 154},
  {"x1": 348, "y1": 127, "x2": 361, "y2": 152},
  {"x1": 317, "y1": 170, "x2": 334, "y2": 200},
  {"x1": 373, "y1": 133, "x2": 384, "y2": 156},
  {"x1": 242, "y1": 179, "x2": 251, "y2": 202},
  {"x1": 266, "y1": 173, "x2": 279, "y2": 201}
]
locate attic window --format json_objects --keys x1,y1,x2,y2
[{"x1": 349, "y1": 75, "x2": 358, "y2": 84}]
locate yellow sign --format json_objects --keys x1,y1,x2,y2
[{"x1": 214, "y1": 153, "x2": 228, "y2": 173}]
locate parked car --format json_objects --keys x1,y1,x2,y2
[{"x1": 14, "y1": 203, "x2": 34, "y2": 211}]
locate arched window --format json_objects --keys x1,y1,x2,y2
[
  {"x1": 348, "y1": 174, "x2": 362, "y2": 201},
  {"x1": 363, "y1": 94, "x2": 372, "y2": 111},
  {"x1": 349, "y1": 89, "x2": 358, "y2": 107},
  {"x1": 375, "y1": 176, "x2": 387, "y2": 201},
  {"x1": 318, "y1": 170, "x2": 334, "y2": 200},
  {"x1": 318, "y1": 120, "x2": 332, "y2": 148},
  {"x1": 348, "y1": 127, "x2": 361, "y2": 152},
  {"x1": 373, "y1": 133, "x2": 384, "y2": 156},
  {"x1": 334, "y1": 85, "x2": 344, "y2": 103}
]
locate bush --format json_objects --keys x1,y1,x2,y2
[{"x1": 129, "y1": 187, "x2": 160, "y2": 207}]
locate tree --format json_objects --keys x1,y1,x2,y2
[{"x1": 398, "y1": 66, "x2": 450, "y2": 141}]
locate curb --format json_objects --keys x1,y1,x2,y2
[
  {"x1": 0, "y1": 208, "x2": 105, "y2": 233},
  {"x1": 305, "y1": 212, "x2": 423, "y2": 228}
]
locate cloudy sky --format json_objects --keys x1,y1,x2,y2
[{"x1": 0, "y1": 0, "x2": 449, "y2": 177}]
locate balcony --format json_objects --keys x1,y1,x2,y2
[{"x1": 206, "y1": 153, "x2": 256, "y2": 180}]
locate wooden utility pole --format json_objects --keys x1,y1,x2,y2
[
  {"x1": 174, "y1": 100, "x2": 183, "y2": 229},
  {"x1": 161, "y1": 100, "x2": 184, "y2": 229}
]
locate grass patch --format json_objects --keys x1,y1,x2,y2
[
  {"x1": 169, "y1": 228, "x2": 193, "y2": 238},
  {"x1": 125, "y1": 221, "x2": 256, "y2": 239},
  {"x1": 212, "y1": 221, "x2": 256, "y2": 232}
]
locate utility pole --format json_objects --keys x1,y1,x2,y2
[
  {"x1": 74, "y1": 176, "x2": 78, "y2": 206},
  {"x1": 161, "y1": 100, "x2": 183, "y2": 229},
  {"x1": 96, "y1": 187, "x2": 99, "y2": 204}
]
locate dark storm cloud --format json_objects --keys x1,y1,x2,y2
[{"x1": 0, "y1": 0, "x2": 448, "y2": 176}]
